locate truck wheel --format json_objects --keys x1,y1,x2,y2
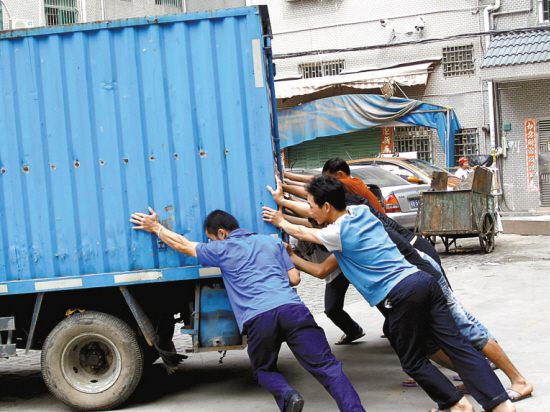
[{"x1": 41, "y1": 311, "x2": 143, "y2": 411}]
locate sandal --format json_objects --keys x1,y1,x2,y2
[{"x1": 335, "y1": 330, "x2": 365, "y2": 345}]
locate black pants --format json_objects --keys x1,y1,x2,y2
[
  {"x1": 324, "y1": 274, "x2": 362, "y2": 336},
  {"x1": 377, "y1": 271, "x2": 508, "y2": 411}
]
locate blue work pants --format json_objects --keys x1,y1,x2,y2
[{"x1": 244, "y1": 303, "x2": 365, "y2": 412}]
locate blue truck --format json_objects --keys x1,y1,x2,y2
[{"x1": 0, "y1": 6, "x2": 282, "y2": 410}]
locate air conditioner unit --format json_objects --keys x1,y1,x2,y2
[{"x1": 9, "y1": 19, "x2": 34, "y2": 30}]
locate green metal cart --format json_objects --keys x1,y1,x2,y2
[{"x1": 415, "y1": 190, "x2": 496, "y2": 253}]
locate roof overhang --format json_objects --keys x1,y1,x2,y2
[
  {"x1": 274, "y1": 61, "x2": 437, "y2": 100},
  {"x1": 480, "y1": 28, "x2": 550, "y2": 82}
]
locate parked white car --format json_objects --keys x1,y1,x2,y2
[{"x1": 348, "y1": 166, "x2": 430, "y2": 230}]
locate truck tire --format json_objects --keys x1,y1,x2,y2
[{"x1": 41, "y1": 311, "x2": 143, "y2": 411}]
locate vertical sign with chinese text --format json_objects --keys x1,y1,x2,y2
[
  {"x1": 381, "y1": 127, "x2": 393, "y2": 154},
  {"x1": 524, "y1": 118, "x2": 539, "y2": 192}
]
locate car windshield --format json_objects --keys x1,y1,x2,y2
[
  {"x1": 350, "y1": 167, "x2": 410, "y2": 188},
  {"x1": 406, "y1": 159, "x2": 451, "y2": 176}
]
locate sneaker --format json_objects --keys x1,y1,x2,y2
[{"x1": 283, "y1": 390, "x2": 304, "y2": 412}]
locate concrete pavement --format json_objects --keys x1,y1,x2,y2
[{"x1": 1, "y1": 234, "x2": 549, "y2": 411}]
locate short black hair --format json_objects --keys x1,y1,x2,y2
[
  {"x1": 204, "y1": 210, "x2": 239, "y2": 235},
  {"x1": 306, "y1": 175, "x2": 347, "y2": 212},
  {"x1": 322, "y1": 158, "x2": 351, "y2": 176}
]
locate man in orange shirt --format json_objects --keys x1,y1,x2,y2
[{"x1": 322, "y1": 158, "x2": 386, "y2": 215}]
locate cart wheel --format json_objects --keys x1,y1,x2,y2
[
  {"x1": 41, "y1": 311, "x2": 143, "y2": 411},
  {"x1": 479, "y1": 213, "x2": 495, "y2": 253}
]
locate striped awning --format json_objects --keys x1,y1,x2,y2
[{"x1": 274, "y1": 61, "x2": 437, "y2": 100}]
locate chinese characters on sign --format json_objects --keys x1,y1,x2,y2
[
  {"x1": 381, "y1": 127, "x2": 393, "y2": 154},
  {"x1": 524, "y1": 119, "x2": 539, "y2": 192}
]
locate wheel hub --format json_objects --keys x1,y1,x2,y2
[{"x1": 61, "y1": 333, "x2": 122, "y2": 394}]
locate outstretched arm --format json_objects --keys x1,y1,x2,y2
[
  {"x1": 267, "y1": 178, "x2": 310, "y2": 218},
  {"x1": 285, "y1": 244, "x2": 339, "y2": 279},
  {"x1": 131, "y1": 207, "x2": 199, "y2": 257},
  {"x1": 263, "y1": 206, "x2": 321, "y2": 244},
  {"x1": 282, "y1": 182, "x2": 308, "y2": 200},
  {"x1": 284, "y1": 170, "x2": 315, "y2": 183}
]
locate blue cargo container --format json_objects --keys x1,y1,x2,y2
[{"x1": 0, "y1": 6, "x2": 281, "y2": 410}]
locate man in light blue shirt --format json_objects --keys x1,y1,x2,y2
[{"x1": 131, "y1": 207, "x2": 364, "y2": 412}]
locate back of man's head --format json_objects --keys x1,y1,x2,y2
[
  {"x1": 204, "y1": 210, "x2": 240, "y2": 235},
  {"x1": 307, "y1": 175, "x2": 347, "y2": 212},
  {"x1": 322, "y1": 158, "x2": 351, "y2": 176}
]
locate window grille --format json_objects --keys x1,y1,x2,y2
[
  {"x1": 544, "y1": 0, "x2": 550, "y2": 21},
  {"x1": 442, "y1": 45, "x2": 475, "y2": 77},
  {"x1": 393, "y1": 126, "x2": 433, "y2": 162},
  {"x1": 45, "y1": 0, "x2": 77, "y2": 26},
  {"x1": 299, "y1": 60, "x2": 345, "y2": 79},
  {"x1": 454, "y1": 128, "x2": 479, "y2": 165},
  {"x1": 155, "y1": 0, "x2": 182, "y2": 6}
]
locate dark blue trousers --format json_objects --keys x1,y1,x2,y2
[
  {"x1": 377, "y1": 271, "x2": 508, "y2": 411},
  {"x1": 244, "y1": 303, "x2": 365, "y2": 412},
  {"x1": 325, "y1": 274, "x2": 363, "y2": 336}
]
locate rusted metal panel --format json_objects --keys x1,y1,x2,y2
[
  {"x1": 0, "y1": 7, "x2": 279, "y2": 292},
  {"x1": 419, "y1": 191, "x2": 475, "y2": 234},
  {"x1": 419, "y1": 190, "x2": 495, "y2": 235}
]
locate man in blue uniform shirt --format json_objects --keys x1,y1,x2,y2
[{"x1": 131, "y1": 207, "x2": 364, "y2": 412}]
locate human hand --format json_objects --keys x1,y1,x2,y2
[
  {"x1": 283, "y1": 241, "x2": 294, "y2": 256},
  {"x1": 266, "y1": 178, "x2": 285, "y2": 205},
  {"x1": 130, "y1": 207, "x2": 161, "y2": 233},
  {"x1": 262, "y1": 206, "x2": 284, "y2": 227}
]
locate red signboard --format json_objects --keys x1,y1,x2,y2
[
  {"x1": 524, "y1": 118, "x2": 539, "y2": 192},
  {"x1": 381, "y1": 127, "x2": 393, "y2": 154}
]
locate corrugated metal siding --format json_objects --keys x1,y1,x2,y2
[
  {"x1": 286, "y1": 129, "x2": 381, "y2": 169},
  {"x1": 0, "y1": 7, "x2": 278, "y2": 285}
]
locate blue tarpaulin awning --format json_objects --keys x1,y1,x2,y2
[{"x1": 277, "y1": 94, "x2": 462, "y2": 167}]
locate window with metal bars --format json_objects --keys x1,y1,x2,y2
[
  {"x1": 442, "y1": 45, "x2": 475, "y2": 77},
  {"x1": 155, "y1": 0, "x2": 182, "y2": 6},
  {"x1": 393, "y1": 126, "x2": 433, "y2": 162},
  {"x1": 299, "y1": 60, "x2": 345, "y2": 79},
  {"x1": 45, "y1": 0, "x2": 77, "y2": 26},
  {"x1": 454, "y1": 128, "x2": 479, "y2": 164}
]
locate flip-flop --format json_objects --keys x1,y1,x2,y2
[
  {"x1": 507, "y1": 388, "x2": 532, "y2": 402},
  {"x1": 402, "y1": 379, "x2": 418, "y2": 387},
  {"x1": 335, "y1": 331, "x2": 365, "y2": 345}
]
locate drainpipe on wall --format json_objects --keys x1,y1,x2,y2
[
  {"x1": 80, "y1": 0, "x2": 87, "y2": 23},
  {"x1": 100, "y1": 0, "x2": 106, "y2": 20},
  {"x1": 484, "y1": 0, "x2": 501, "y2": 162}
]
